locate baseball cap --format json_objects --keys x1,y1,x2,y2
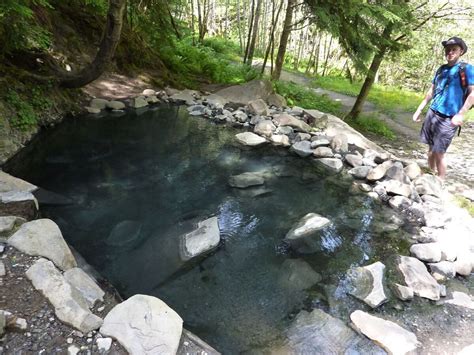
[{"x1": 442, "y1": 37, "x2": 468, "y2": 54}]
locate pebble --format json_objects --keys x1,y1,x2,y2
[
  {"x1": 0, "y1": 244, "x2": 5, "y2": 253},
  {"x1": 67, "y1": 338, "x2": 73, "y2": 344},
  {"x1": 97, "y1": 306, "x2": 105, "y2": 312}
]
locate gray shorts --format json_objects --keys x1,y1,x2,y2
[{"x1": 420, "y1": 109, "x2": 458, "y2": 153}]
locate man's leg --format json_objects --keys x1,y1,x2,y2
[
  {"x1": 427, "y1": 149, "x2": 436, "y2": 171},
  {"x1": 433, "y1": 152, "x2": 447, "y2": 180}
]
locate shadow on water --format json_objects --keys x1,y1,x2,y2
[{"x1": 5, "y1": 104, "x2": 412, "y2": 353}]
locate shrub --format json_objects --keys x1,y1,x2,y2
[{"x1": 351, "y1": 114, "x2": 396, "y2": 140}]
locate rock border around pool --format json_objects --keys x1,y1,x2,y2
[{"x1": 2, "y1": 78, "x2": 473, "y2": 353}]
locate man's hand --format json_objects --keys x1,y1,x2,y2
[
  {"x1": 413, "y1": 110, "x2": 422, "y2": 122},
  {"x1": 451, "y1": 114, "x2": 464, "y2": 126}
]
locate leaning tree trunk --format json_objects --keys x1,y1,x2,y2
[
  {"x1": 271, "y1": 0, "x2": 295, "y2": 80},
  {"x1": 345, "y1": 25, "x2": 392, "y2": 121},
  {"x1": 59, "y1": 0, "x2": 127, "y2": 88}
]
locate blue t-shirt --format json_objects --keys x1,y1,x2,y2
[{"x1": 430, "y1": 61, "x2": 474, "y2": 116}]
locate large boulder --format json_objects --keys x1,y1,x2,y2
[
  {"x1": 8, "y1": 219, "x2": 76, "y2": 271},
  {"x1": 214, "y1": 79, "x2": 273, "y2": 105},
  {"x1": 204, "y1": 94, "x2": 229, "y2": 109},
  {"x1": 267, "y1": 93, "x2": 286, "y2": 108},
  {"x1": 100, "y1": 294, "x2": 183, "y2": 355},
  {"x1": 26, "y1": 259, "x2": 103, "y2": 333},
  {"x1": 247, "y1": 99, "x2": 270, "y2": 116}
]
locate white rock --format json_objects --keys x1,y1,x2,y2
[
  {"x1": 106, "y1": 101, "x2": 126, "y2": 110},
  {"x1": 314, "y1": 158, "x2": 343, "y2": 174},
  {"x1": 67, "y1": 345, "x2": 80, "y2": 355},
  {"x1": 8, "y1": 219, "x2": 76, "y2": 271},
  {"x1": 235, "y1": 132, "x2": 267, "y2": 147},
  {"x1": 26, "y1": 259, "x2": 102, "y2": 332},
  {"x1": 142, "y1": 89, "x2": 155, "y2": 96},
  {"x1": 348, "y1": 166, "x2": 372, "y2": 179},
  {"x1": 458, "y1": 344, "x2": 474, "y2": 355},
  {"x1": 410, "y1": 243, "x2": 442, "y2": 263},
  {"x1": 247, "y1": 99, "x2": 270, "y2": 116},
  {"x1": 348, "y1": 261, "x2": 387, "y2": 308},
  {"x1": 132, "y1": 96, "x2": 149, "y2": 108},
  {"x1": 180, "y1": 217, "x2": 220, "y2": 261},
  {"x1": 85, "y1": 107, "x2": 101, "y2": 114},
  {"x1": 270, "y1": 134, "x2": 290, "y2": 147},
  {"x1": 100, "y1": 294, "x2": 183, "y2": 355},
  {"x1": 350, "y1": 310, "x2": 419, "y2": 355},
  {"x1": 285, "y1": 213, "x2": 331, "y2": 241},
  {"x1": 64, "y1": 268, "x2": 105, "y2": 308},
  {"x1": 404, "y1": 162, "x2": 421, "y2": 180},
  {"x1": 429, "y1": 261, "x2": 456, "y2": 280},
  {"x1": 393, "y1": 283, "x2": 414, "y2": 301},
  {"x1": 96, "y1": 337, "x2": 113, "y2": 353},
  {"x1": 397, "y1": 255, "x2": 440, "y2": 300},
  {"x1": 0, "y1": 171, "x2": 37, "y2": 193},
  {"x1": 366, "y1": 161, "x2": 393, "y2": 181},
  {"x1": 443, "y1": 291, "x2": 474, "y2": 309},
  {"x1": 0, "y1": 216, "x2": 25, "y2": 237},
  {"x1": 313, "y1": 147, "x2": 333, "y2": 158}
]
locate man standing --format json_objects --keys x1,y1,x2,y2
[{"x1": 413, "y1": 37, "x2": 474, "y2": 180}]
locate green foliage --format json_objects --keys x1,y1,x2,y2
[
  {"x1": 274, "y1": 80, "x2": 342, "y2": 116},
  {"x1": 454, "y1": 196, "x2": 474, "y2": 217},
  {"x1": 0, "y1": 0, "x2": 53, "y2": 56},
  {"x1": 5, "y1": 86, "x2": 52, "y2": 130},
  {"x1": 161, "y1": 38, "x2": 258, "y2": 85},
  {"x1": 351, "y1": 114, "x2": 395, "y2": 140},
  {"x1": 202, "y1": 37, "x2": 241, "y2": 60},
  {"x1": 313, "y1": 75, "x2": 424, "y2": 113}
]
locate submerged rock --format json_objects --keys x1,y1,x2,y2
[
  {"x1": 228, "y1": 172, "x2": 265, "y2": 188},
  {"x1": 235, "y1": 132, "x2": 267, "y2": 147},
  {"x1": 348, "y1": 261, "x2": 387, "y2": 308},
  {"x1": 285, "y1": 213, "x2": 331, "y2": 253},
  {"x1": 106, "y1": 220, "x2": 142, "y2": 249},
  {"x1": 278, "y1": 259, "x2": 322, "y2": 291},
  {"x1": 179, "y1": 216, "x2": 220, "y2": 261}
]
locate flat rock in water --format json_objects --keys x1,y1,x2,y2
[
  {"x1": 282, "y1": 309, "x2": 385, "y2": 354},
  {"x1": 179, "y1": 216, "x2": 220, "y2": 261},
  {"x1": 8, "y1": 219, "x2": 76, "y2": 271},
  {"x1": 348, "y1": 261, "x2": 387, "y2": 308},
  {"x1": 350, "y1": 310, "x2": 419, "y2": 354},
  {"x1": 290, "y1": 141, "x2": 313, "y2": 157},
  {"x1": 278, "y1": 259, "x2": 322, "y2": 291},
  {"x1": 229, "y1": 172, "x2": 265, "y2": 188},
  {"x1": 235, "y1": 132, "x2": 267, "y2": 147},
  {"x1": 314, "y1": 158, "x2": 343, "y2": 174},
  {"x1": 100, "y1": 294, "x2": 183, "y2": 355},
  {"x1": 285, "y1": 213, "x2": 331, "y2": 241},
  {"x1": 106, "y1": 220, "x2": 142, "y2": 249}
]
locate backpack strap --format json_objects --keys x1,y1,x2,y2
[{"x1": 459, "y1": 62, "x2": 468, "y2": 89}]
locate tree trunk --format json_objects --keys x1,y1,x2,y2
[
  {"x1": 322, "y1": 34, "x2": 332, "y2": 76},
  {"x1": 237, "y1": 0, "x2": 243, "y2": 52},
  {"x1": 261, "y1": 0, "x2": 283, "y2": 75},
  {"x1": 59, "y1": 0, "x2": 126, "y2": 88},
  {"x1": 313, "y1": 34, "x2": 321, "y2": 75},
  {"x1": 271, "y1": 0, "x2": 295, "y2": 80},
  {"x1": 246, "y1": 0, "x2": 263, "y2": 65},
  {"x1": 244, "y1": 0, "x2": 255, "y2": 63}
]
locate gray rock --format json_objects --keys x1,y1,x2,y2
[
  {"x1": 8, "y1": 219, "x2": 76, "y2": 271},
  {"x1": 410, "y1": 243, "x2": 442, "y2": 263},
  {"x1": 392, "y1": 283, "x2": 414, "y2": 301},
  {"x1": 404, "y1": 162, "x2": 422, "y2": 180},
  {"x1": 106, "y1": 101, "x2": 126, "y2": 110},
  {"x1": 205, "y1": 94, "x2": 228, "y2": 109},
  {"x1": 414, "y1": 174, "x2": 443, "y2": 197},
  {"x1": 383, "y1": 180, "x2": 412, "y2": 198},
  {"x1": 454, "y1": 251, "x2": 474, "y2": 276},
  {"x1": 290, "y1": 141, "x2": 313, "y2": 157},
  {"x1": 366, "y1": 161, "x2": 393, "y2": 182},
  {"x1": 132, "y1": 96, "x2": 149, "y2": 108},
  {"x1": 348, "y1": 261, "x2": 387, "y2": 308},
  {"x1": 310, "y1": 138, "x2": 331, "y2": 149},
  {"x1": 142, "y1": 89, "x2": 156, "y2": 96},
  {"x1": 313, "y1": 147, "x2": 333, "y2": 158},
  {"x1": 270, "y1": 134, "x2": 290, "y2": 147},
  {"x1": 85, "y1": 107, "x2": 101, "y2": 114},
  {"x1": 330, "y1": 134, "x2": 348, "y2": 153},
  {"x1": 0, "y1": 190, "x2": 38, "y2": 220},
  {"x1": 214, "y1": 79, "x2": 272, "y2": 105},
  {"x1": 428, "y1": 261, "x2": 456, "y2": 280},
  {"x1": 0, "y1": 260, "x2": 5, "y2": 277},
  {"x1": 106, "y1": 220, "x2": 142, "y2": 249},
  {"x1": 385, "y1": 162, "x2": 410, "y2": 183},
  {"x1": 90, "y1": 98, "x2": 109, "y2": 110},
  {"x1": 254, "y1": 120, "x2": 276, "y2": 138},
  {"x1": 229, "y1": 172, "x2": 265, "y2": 188},
  {"x1": 285, "y1": 213, "x2": 331, "y2": 253},
  {"x1": 443, "y1": 291, "x2": 474, "y2": 309},
  {"x1": 458, "y1": 344, "x2": 474, "y2": 355},
  {"x1": 0, "y1": 216, "x2": 25, "y2": 237},
  {"x1": 235, "y1": 132, "x2": 267, "y2": 147},
  {"x1": 100, "y1": 294, "x2": 183, "y2": 355},
  {"x1": 295, "y1": 133, "x2": 311, "y2": 141},
  {"x1": 314, "y1": 158, "x2": 343, "y2": 174},
  {"x1": 233, "y1": 111, "x2": 249, "y2": 123},
  {"x1": 348, "y1": 166, "x2": 372, "y2": 180},
  {"x1": 26, "y1": 259, "x2": 102, "y2": 332},
  {"x1": 178, "y1": 329, "x2": 221, "y2": 355},
  {"x1": 266, "y1": 93, "x2": 286, "y2": 108},
  {"x1": 247, "y1": 99, "x2": 270, "y2": 116},
  {"x1": 249, "y1": 115, "x2": 262, "y2": 125},
  {"x1": 64, "y1": 268, "x2": 105, "y2": 308},
  {"x1": 276, "y1": 125, "x2": 294, "y2": 135},
  {"x1": 282, "y1": 309, "x2": 384, "y2": 354},
  {"x1": 350, "y1": 310, "x2": 419, "y2": 354},
  {"x1": 170, "y1": 92, "x2": 195, "y2": 105},
  {"x1": 279, "y1": 259, "x2": 322, "y2": 291},
  {"x1": 362, "y1": 157, "x2": 378, "y2": 167},
  {"x1": 0, "y1": 311, "x2": 5, "y2": 336},
  {"x1": 388, "y1": 195, "x2": 412, "y2": 210},
  {"x1": 397, "y1": 255, "x2": 441, "y2": 300},
  {"x1": 179, "y1": 216, "x2": 220, "y2": 261},
  {"x1": 288, "y1": 106, "x2": 304, "y2": 116},
  {"x1": 273, "y1": 113, "x2": 311, "y2": 133},
  {"x1": 0, "y1": 172, "x2": 37, "y2": 193},
  {"x1": 345, "y1": 154, "x2": 363, "y2": 167}
]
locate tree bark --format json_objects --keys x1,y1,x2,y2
[
  {"x1": 261, "y1": 0, "x2": 283, "y2": 75},
  {"x1": 59, "y1": 0, "x2": 127, "y2": 88},
  {"x1": 246, "y1": 0, "x2": 263, "y2": 65},
  {"x1": 271, "y1": 0, "x2": 295, "y2": 80},
  {"x1": 345, "y1": 26, "x2": 392, "y2": 121},
  {"x1": 243, "y1": 0, "x2": 255, "y2": 63}
]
